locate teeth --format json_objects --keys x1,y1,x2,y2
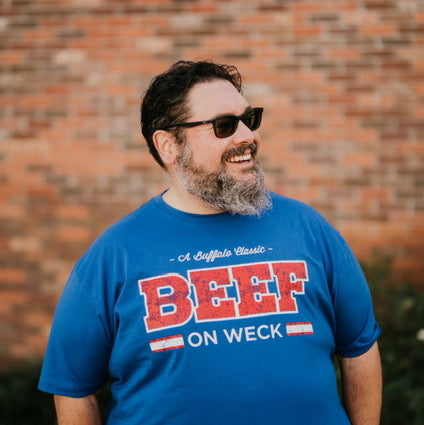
[{"x1": 227, "y1": 153, "x2": 252, "y2": 163}]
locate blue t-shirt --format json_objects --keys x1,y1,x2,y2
[{"x1": 39, "y1": 192, "x2": 380, "y2": 424}]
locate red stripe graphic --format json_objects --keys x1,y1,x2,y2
[
  {"x1": 286, "y1": 322, "x2": 314, "y2": 335},
  {"x1": 149, "y1": 334, "x2": 185, "y2": 352}
]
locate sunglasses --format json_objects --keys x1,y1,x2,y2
[{"x1": 161, "y1": 107, "x2": 264, "y2": 139}]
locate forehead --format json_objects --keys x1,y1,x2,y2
[{"x1": 186, "y1": 79, "x2": 250, "y2": 119}]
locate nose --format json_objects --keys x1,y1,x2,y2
[{"x1": 231, "y1": 119, "x2": 257, "y2": 145}]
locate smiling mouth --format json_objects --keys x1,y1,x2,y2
[
  {"x1": 223, "y1": 143, "x2": 257, "y2": 164},
  {"x1": 227, "y1": 152, "x2": 253, "y2": 163}
]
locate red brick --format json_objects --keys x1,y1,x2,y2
[
  {"x1": 327, "y1": 48, "x2": 360, "y2": 60},
  {"x1": 341, "y1": 153, "x2": 377, "y2": 167},
  {"x1": 56, "y1": 205, "x2": 90, "y2": 221},
  {"x1": 56, "y1": 226, "x2": 91, "y2": 243},
  {"x1": 0, "y1": 291, "x2": 27, "y2": 314},
  {"x1": 361, "y1": 24, "x2": 397, "y2": 36}
]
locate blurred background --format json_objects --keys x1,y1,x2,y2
[{"x1": 0, "y1": 0, "x2": 423, "y2": 423}]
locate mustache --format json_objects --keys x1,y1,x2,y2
[{"x1": 221, "y1": 142, "x2": 258, "y2": 163}]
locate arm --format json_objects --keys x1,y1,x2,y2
[
  {"x1": 338, "y1": 341, "x2": 382, "y2": 425},
  {"x1": 54, "y1": 394, "x2": 102, "y2": 425}
]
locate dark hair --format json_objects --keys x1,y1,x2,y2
[{"x1": 140, "y1": 60, "x2": 243, "y2": 168}]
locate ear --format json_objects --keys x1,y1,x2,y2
[{"x1": 152, "y1": 130, "x2": 179, "y2": 166}]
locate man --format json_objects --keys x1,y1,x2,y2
[{"x1": 39, "y1": 60, "x2": 382, "y2": 425}]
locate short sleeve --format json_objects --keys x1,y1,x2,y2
[
  {"x1": 329, "y1": 233, "x2": 381, "y2": 357},
  {"x1": 38, "y1": 270, "x2": 111, "y2": 397}
]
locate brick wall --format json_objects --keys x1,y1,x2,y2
[{"x1": 1, "y1": 0, "x2": 423, "y2": 365}]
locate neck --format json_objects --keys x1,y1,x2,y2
[{"x1": 162, "y1": 185, "x2": 225, "y2": 215}]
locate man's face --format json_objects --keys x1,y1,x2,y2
[
  {"x1": 178, "y1": 79, "x2": 261, "y2": 181},
  {"x1": 173, "y1": 79, "x2": 271, "y2": 215}
]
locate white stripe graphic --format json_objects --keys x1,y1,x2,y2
[
  {"x1": 286, "y1": 322, "x2": 314, "y2": 335},
  {"x1": 149, "y1": 335, "x2": 185, "y2": 352}
]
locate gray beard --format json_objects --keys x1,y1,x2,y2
[{"x1": 175, "y1": 144, "x2": 271, "y2": 216}]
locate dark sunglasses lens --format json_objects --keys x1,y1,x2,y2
[
  {"x1": 213, "y1": 108, "x2": 263, "y2": 138},
  {"x1": 242, "y1": 109, "x2": 262, "y2": 131},
  {"x1": 214, "y1": 116, "x2": 238, "y2": 138}
]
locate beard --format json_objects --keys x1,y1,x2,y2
[{"x1": 175, "y1": 141, "x2": 271, "y2": 216}]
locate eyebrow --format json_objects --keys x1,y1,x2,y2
[
  {"x1": 160, "y1": 106, "x2": 257, "y2": 132},
  {"x1": 209, "y1": 105, "x2": 252, "y2": 120}
]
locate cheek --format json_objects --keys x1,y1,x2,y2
[
  {"x1": 192, "y1": 145, "x2": 227, "y2": 169},
  {"x1": 184, "y1": 128, "x2": 230, "y2": 169}
]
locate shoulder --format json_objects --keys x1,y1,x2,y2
[
  {"x1": 73, "y1": 196, "x2": 160, "y2": 270},
  {"x1": 267, "y1": 191, "x2": 345, "y2": 249},
  {"x1": 96, "y1": 196, "x2": 160, "y2": 243},
  {"x1": 268, "y1": 191, "x2": 328, "y2": 223}
]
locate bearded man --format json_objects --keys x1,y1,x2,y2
[{"x1": 39, "y1": 60, "x2": 382, "y2": 425}]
